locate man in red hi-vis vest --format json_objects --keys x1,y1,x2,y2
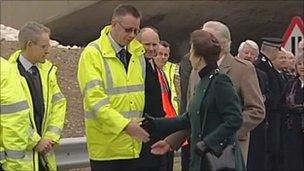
[
  {"x1": 154, "y1": 41, "x2": 177, "y2": 118},
  {"x1": 154, "y1": 40, "x2": 178, "y2": 171}
]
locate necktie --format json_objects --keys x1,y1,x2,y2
[
  {"x1": 118, "y1": 48, "x2": 127, "y2": 67},
  {"x1": 31, "y1": 65, "x2": 38, "y2": 76}
]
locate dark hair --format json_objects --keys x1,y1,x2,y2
[
  {"x1": 112, "y1": 4, "x2": 141, "y2": 20},
  {"x1": 160, "y1": 40, "x2": 170, "y2": 48},
  {"x1": 190, "y1": 29, "x2": 221, "y2": 64}
]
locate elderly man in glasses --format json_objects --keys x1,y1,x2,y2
[{"x1": 78, "y1": 4, "x2": 150, "y2": 171}]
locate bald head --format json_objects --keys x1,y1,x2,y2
[{"x1": 136, "y1": 27, "x2": 160, "y2": 59}]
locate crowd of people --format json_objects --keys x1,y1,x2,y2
[{"x1": 1, "y1": 4, "x2": 303, "y2": 171}]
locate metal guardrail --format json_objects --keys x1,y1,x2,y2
[
  {"x1": 55, "y1": 137, "x2": 89, "y2": 170},
  {"x1": 55, "y1": 137, "x2": 181, "y2": 170}
]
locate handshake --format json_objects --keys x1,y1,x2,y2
[
  {"x1": 123, "y1": 113, "x2": 157, "y2": 143},
  {"x1": 125, "y1": 113, "x2": 210, "y2": 157}
]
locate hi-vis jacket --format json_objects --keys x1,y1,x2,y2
[
  {"x1": 0, "y1": 57, "x2": 30, "y2": 171},
  {"x1": 77, "y1": 25, "x2": 146, "y2": 160},
  {"x1": 9, "y1": 51, "x2": 67, "y2": 171},
  {"x1": 163, "y1": 62, "x2": 180, "y2": 114}
]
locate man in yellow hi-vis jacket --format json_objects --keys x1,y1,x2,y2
[
  {"x1": 8, "y1": 22, "x2": 67, "y2": 171},
  {"x1": 1, "y1": 57, "x2": 30, "y2": 171},
  {"x1": 77, "y1": 4, "x2": 150, "y2": 171}
]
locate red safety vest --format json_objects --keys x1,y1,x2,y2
[{"x1": 157, "y1": 68, "x2": 176, "y2": 118}]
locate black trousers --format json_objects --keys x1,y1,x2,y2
[
  {"x1": 162, "y1": 151, "x2": 174, "y2": 171},
  {"x1": 137, "y1": 142, "x2": 163, "y2": 171},
  {"x1": 181, "y1": 143, "x2": 190, "y2": 171},
  {"x1": 90, "y1": 159, "x2": 139, "y2": 171}
]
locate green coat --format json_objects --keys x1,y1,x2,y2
[{"x1": 154, "y1": 69, "x2": 245, "y2": 171}]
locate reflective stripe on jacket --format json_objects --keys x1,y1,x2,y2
[
  {"x1": 77, "y1": 25, "x2": 146, "y2": 160},
  {"x1": 9, "y1": 52, "x2": 67, "y2": 171},
  {"x1": 0, "y1": 57, "x2": 30, "y2": 171},
  {"x1": 163, "y1": 62, "x2": 180, "y2": 114}
]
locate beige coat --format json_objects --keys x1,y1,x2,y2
[{"x1": 219, "y1": 54, "x2": 265, "y2": 162}]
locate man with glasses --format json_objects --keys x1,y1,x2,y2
[{"x1": 77, "y1": 4, "x2": 150, "y2": 171}]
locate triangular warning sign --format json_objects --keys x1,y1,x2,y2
[{"x1": 282, "y1": 16, "x2": 304, "y2": 56}]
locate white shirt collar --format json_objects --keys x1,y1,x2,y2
[
  {"x1": 108, "y1": 32, "x2": 126, "y2": 53},
  {"x1": 19, "y1": 54, "x2": 34, "y2": 72},
  {"x1": 217, "y1": 54, "x2": 225, "y2": 66},
  {"x1": 149, "y1": 59, "x2": 155, "y2": 71}
]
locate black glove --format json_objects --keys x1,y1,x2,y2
[
  {"x1": 142, "y1": 113, "x2": 190, "y2": 138},
  {"x1": 195, "y1": 141, "x2": 209, "y2": 157},
  {"x1": 141, "y1": 113, "x2": 156, "y2": 133},
  {"x1": 289, "y1": 105, "x2": 304, "y2": 115}
]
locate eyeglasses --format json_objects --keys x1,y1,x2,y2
[{"x1": 117, "y1": 21, "x2": 140, "y2": 35}]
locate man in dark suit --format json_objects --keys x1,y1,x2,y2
[
  {"x1": 272, "y1": 48, "x2": 294, "y2": 85},
  {"x1": 237, "y1": 40, "x2": 270, "y2": 170},
  {"x1": 255, "y1": 37, "x2": 284, "y2": 170},
  {"x1": 136, "y1": 27, "x2": 166, "y2": 170}
]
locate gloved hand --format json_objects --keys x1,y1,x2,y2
[
  {"x1": 142, "y1": 113, "x2": 189, "y2": 138},
  {"x1": 195, "y1": 140, "x2": 210, "y2": 157},
  {"x1": 141, "y1": 113, "x2": 156, "y2": 133},
  {"x1": 288, "y1": 105, "x2": 304, "y2": 115}
]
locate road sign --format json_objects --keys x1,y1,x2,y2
[{"x1": 282, "y1": 16, "x2": 303, "y2": 57}]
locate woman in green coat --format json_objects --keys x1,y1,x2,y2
[{"x1": 146, "y1": 29, "x2": 245, "y2": 171}]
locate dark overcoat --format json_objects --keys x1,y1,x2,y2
[
  {"x1": 155, "y1": 68, "x2": 245, "y2": 171},
  {"x1": 140, "y1": 59, "x2": 166, "y2": 169},
  {"x1": 281, "y1": 77, "x2": 304, "y2": 170},
  {"x1": 255, "y1": 54, "x2": 283, "y2": 156}
]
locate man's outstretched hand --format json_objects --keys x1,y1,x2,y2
[
  {"x1": 125, "y1": 121, "x2": 150, "y2": 143},
  {"x1": 150, "y1": 140, "x2": 171, "y2": 155}
]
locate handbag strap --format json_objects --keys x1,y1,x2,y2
[
  {"x1": 200, "y1": 71, "x2": 239, "y2": 147},
  {"x1": 200, "y1": 69, "x2": 219, "y2": 134}
]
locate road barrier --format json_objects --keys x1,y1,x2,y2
[
  {"x1": 55, "y1": 137, "x2": 181, "y2": 170},
  {"x1": 55, "y1": 137, "x2": 89, "y2": 170}
]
